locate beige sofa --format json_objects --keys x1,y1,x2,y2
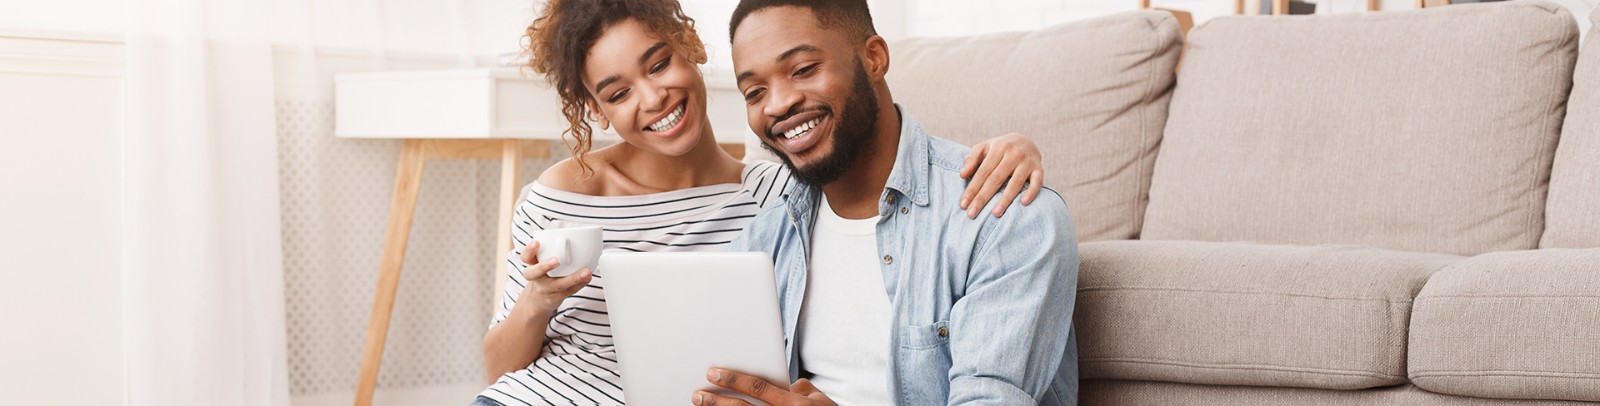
[{"x1": 887, "y1": 1, "x2": 1600, "y2": 403}]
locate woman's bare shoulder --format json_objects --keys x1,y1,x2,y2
[{"x1": 537, "y1": 157, "x2": 600, "y2": 195}]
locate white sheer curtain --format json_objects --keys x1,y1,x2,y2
[
  {"x1": 120, "y1": 0, "x2": 527, "y2": 404},
  {"x1": 122, "y1": 0, "x2": 289, "y2": 404}
]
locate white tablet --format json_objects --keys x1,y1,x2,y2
[{"x1": 600, "y1": 252, "x2": 790, "y2": 405}]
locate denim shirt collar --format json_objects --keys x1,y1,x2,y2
[{"x1": 783, "y1": 104, "x2": 931, "y2": 226}]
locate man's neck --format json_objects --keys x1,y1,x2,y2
[{"x1": 821, "y1": 103, "x2": 901, "y2": 220}]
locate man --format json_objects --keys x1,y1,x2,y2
[{"x1": 698, "y1": 1, "x2": 1080, "y2": 405}]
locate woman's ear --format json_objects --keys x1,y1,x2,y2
[{"x1": 586, "y1": 103, "x2": 611, "y2": 130}]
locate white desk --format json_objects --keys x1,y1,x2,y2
[{"x1": 334, "y1": 68, "x2": 745, "y2": 406}]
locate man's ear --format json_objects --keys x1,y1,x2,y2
[{"x1": 861, "y1": 35, "x2": 891, "y2": 80}]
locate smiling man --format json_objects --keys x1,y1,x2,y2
[{"x1": 709, "y1": 1, "x2": 1080, "y2": 405}]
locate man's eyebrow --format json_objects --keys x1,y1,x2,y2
[
  {"x1": 777, "y1": 44, "x2": 821, "y2": 61},
  {"x1": 736, "y1": 44, "x2": 823, "y2": 87}
]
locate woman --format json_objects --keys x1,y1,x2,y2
[{"x1": 476, "y1": 1, "x2": 1048, "y2": 404}]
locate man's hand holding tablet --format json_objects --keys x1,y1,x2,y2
[{"x1": 692, "y1": 369, "x2": 837, "y2": 406}]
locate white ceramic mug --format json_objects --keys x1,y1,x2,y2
[{"x1": 524, "y1": 226, "x2": 603, "y2": 277}]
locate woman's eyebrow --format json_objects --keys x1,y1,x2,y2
[
  {"x1": 637, "y1": 41, "x2": 668, "y2": 65},
  {"x1": 594, "y1": 41, "x2": 672, "y2": 94}
]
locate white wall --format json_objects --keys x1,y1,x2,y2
[
  {"x1": 0, "y1": 32, "x2": 125, "y2": 405},
  {"x1": 898, "y1": 0, "x2": 1594, "y2": 39}
]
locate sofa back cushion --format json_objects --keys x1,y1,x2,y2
[
  {"x1": 887, "y1": 11, "x2": 1183, "y2": 242},
  {"x1": 1541, "y1": 8, "x2": 1600, "y2": 249},
  {"x1": 1141, "y1": 1, "x2": 1578, "y2": 256}
]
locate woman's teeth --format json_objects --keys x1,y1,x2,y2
[
  {"x1": 782, "y1": 118, "x2": 820, "y2": 139},
  {"x1": 647, "y1": 104, "x2": 686, "y2": 132}
]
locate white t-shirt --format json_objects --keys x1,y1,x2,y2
[{"x1": 797, "y1": 196, "x2": 893, "y2": 405}]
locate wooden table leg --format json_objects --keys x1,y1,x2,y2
[
  {"x1": 492, "y1": 140, "x2": 523, "y2": 310},
  {"x1": 354, "y1": 139, "x2": 427, "y2": 406}
]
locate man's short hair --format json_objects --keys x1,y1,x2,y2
[{"x1": 728, "y1": 0, "x2": 878, "y2": 43}]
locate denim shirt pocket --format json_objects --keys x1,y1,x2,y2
[{"x1": 900, "y1": 320, "x2": 951, "y2": 350}]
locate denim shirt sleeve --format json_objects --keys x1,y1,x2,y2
[{"x1": 946, "y1": 190, "x2": 1079, "y2": 404}]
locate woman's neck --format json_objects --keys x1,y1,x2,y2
[{"x1": 605, "y1": 129, "x2": 743, "y2": 193}]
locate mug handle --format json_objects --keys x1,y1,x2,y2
[{"x1": 535, "y1": 237, "x2": 572, "y2": 275}]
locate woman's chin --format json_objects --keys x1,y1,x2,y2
[{"x1": 624, "y1": 128, "x2": 705, "y2": 158}]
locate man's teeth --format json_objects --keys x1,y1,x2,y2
[
  {"x1": 782, "y1": 118, "x2": 821, "y2": 139},
  {"x1": 647, "y1": 104, "x2": 686, "y2": 132}
]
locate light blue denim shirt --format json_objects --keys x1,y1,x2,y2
[{"x1": 730, "y1": 106, "x2": 1080, "y2": 405}]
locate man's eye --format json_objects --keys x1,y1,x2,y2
[
  {"x1": 608, "y1": 89, "x2": 629, "y2": 103},
  {"x1": 743, "y1": 88, "x2": 765, "y2": 102},
  {"x1": 795, "y1": 64, "x2": 818, "y2": 77}
]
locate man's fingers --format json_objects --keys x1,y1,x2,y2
[
  {"x1": 692, "y1": 391, "x2": 755, "y2": 406},
  {"x1": 707, "y1": 368, "x2": 789, "y2": 403},
  {"x1": 519, "y1": 241, "x2": 540, "y2": 265},
  {"x1": 790, "y1": 378, "x2": 820, "y2": 395}
]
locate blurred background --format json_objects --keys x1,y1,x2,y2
[{"x1": 1, "y1": 0, "x2": 1593, "y2": 405}]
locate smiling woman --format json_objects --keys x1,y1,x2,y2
[{"x1": 523, "y1": 0, "x2": 709, "y2": 175}]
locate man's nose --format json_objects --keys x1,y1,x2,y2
[{"x1": 762, "y1": 85, "x2": 801, "y2": 123}]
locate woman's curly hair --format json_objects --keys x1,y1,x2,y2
[{"x1": 523, "y1": 0, "x2": 709, "y2": 173}]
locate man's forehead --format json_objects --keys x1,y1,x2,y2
[{"x1": 736, "y1": 8, "x2": 851, "y2": 61}]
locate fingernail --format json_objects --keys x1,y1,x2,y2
[
  {"x1": 960, "y1": 196, "x2": 969, "y2": 208},
  {"x1": 708, "y1": 368, "x2": 722, "y2": 381},
  {"x1": 693, "y1": 392, "x2": 704, "y2": 405}
]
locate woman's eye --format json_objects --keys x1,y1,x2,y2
[
  {"x1": 608, "y1": 89, "x2": 629, "y2": 104},
  {"x1": 650, "y1": 57, "x2": 671, "y2": 74}
]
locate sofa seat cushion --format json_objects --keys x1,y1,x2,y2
[
  {"x1": 1083, "y1": 380, "x2": 1597, "y2": 405},
  {"x1": 1142, "y1": 1, "x2": 1579, "y2": 256},
  {"x1": 1409, "y1": 249, "x2": 1600, "y2": 402},
  {"x1": 1076, "y1": 240, "x2": 1461, "y2": 390},
  {"x1": 885, "y1": 10, "x2": 1183, "y2": 242},
  {"x1": 1542, "y1": 7, "x2": 1600, "y2": 249}
]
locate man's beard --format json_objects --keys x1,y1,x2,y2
[{"x1": 763, "y1": 62, "x2": 880, "y2": 186}]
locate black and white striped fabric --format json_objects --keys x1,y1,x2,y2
[{"x1": 479, "y1": 161, "x2": 791, "y2": 405}]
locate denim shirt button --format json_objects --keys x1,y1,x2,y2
[
  {"x1": 937, "y1": 327, "x2": 948, "y2": 337},
  {"x1": 882, "y1": 255, "x2": 894, "y2": 265},
  {"x1": 886, "y1": 194, "x2": 897, "y2": 205},
  {"x1": 901, "y1": 207, "x2": 909, "y2": 214}
]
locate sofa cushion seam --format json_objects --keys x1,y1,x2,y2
[
  {"x1": 1083, "y1": 358, "x2": 1403, "y2": 379},
  {"x1": 1079, "y1": 285, "x2": 1416, "y2": 302}
]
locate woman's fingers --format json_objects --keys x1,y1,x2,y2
[
  {"x1": 1024, "y1": 169, "x2": 1044, "y2": 205},
  {"x1": 960, "y1": 141, "x2": 989, "y2": 180},
  {"x1": 549, "y1": 269, "x2": 593, "y2": 294},
  {"x1": 519, "y1": 241, "x2": 541, "y2": 265},
  {"x1": 991, "y1": 166, "x2": 1031, "y2": 217},
  {"x1": 962, "y1": 149, "x2": 1002, "y2": 210},
  {"x1": 967, "y1": 154, "x2": 1015, "y2": 218},
  {"x1": 521, "y1": 257, "x2": 559, "y2": 281}
]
